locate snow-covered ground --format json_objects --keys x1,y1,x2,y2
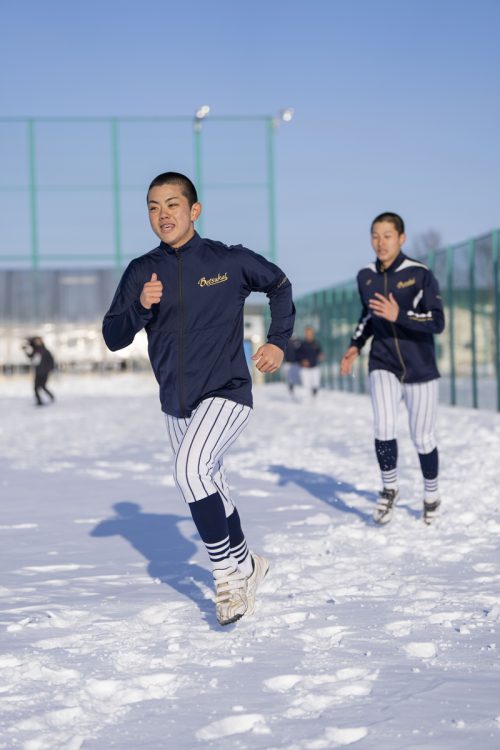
[{"x1": 1, "y1": 373, "x2": 500, "y2": 750}]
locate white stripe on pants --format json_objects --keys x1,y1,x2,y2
[
  {"x1": 369, "y1": 369, "x2": 438, "y2": 453},
  {"x1": 165, "y1": 397, "x2": 252, "y2": 515}
]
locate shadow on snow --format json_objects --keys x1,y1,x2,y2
[
  {"x1": 91, "y1": 502, "x2": 218, "y2": 624},
  {"x1": 269, "y1": 464, "x2": 420, "y2": 522}
]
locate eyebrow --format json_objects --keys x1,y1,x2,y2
[{"x1": 147, "y1": 195, "x2": 181, "y2": 205}]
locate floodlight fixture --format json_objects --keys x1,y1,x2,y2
[
  {"x1": 195, "y1": 105, "x2": 211, "y2": 121},
  {"x1": 280, "y1": 107, "x2": 294, "y2": 123}
]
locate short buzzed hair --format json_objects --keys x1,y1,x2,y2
[
  {"x1": 371, "y1": 212, "x2": 405, "y2": 235},
  {"x1": 147, "y1": 172, "x2": 198, "y2": 206}
]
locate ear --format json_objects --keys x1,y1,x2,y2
[
  {"x1": 400, "y1": 232, "x2": 407, "y2": 247},
  {"x1": 191, "y1": 202, "x2": 202, "y2": 222}
]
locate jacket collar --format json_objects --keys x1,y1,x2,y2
[
  {"x1": 159, "y1": 231, "x2": 203, "y2": 255},
  {"x1": 376, "y1": 251, "x2": 406, "y2": 274}
]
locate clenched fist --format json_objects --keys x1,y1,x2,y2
[
  {"x1": 340, "y1": 345, "x2": 359, "y2": 375},
  {"x1": 140, "y1": 273, "x2": 163, "y2": 309},
  {"x1": 251, "y1": 343, "x2": 284, "y2": 374}
]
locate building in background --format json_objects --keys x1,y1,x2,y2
[{"x1": 0, "y1": 269, "x2": 266, "y2": 381}]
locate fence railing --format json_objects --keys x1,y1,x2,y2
[{"x1": 293, "y1": 230, "x2": 500, "y2": 412}]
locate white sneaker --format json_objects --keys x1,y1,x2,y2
[
  {"x1": 373, "y1": 488, "x2": 400, "y2": 525},
  {"x1": 423, "y1": 498, "x2": 441, "y2": 525},
  {"x1": 245, "y1": 553, "x2": 269, "y2": 616},
  {"x1": 213, "y1": 566, "x2": 248, "y2": 626}
]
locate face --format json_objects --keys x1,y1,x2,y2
[
  {"x1": 147, "y1": 183, "x2": 201, "y2": 248},
  {"x1": 371, "y1": 221, "x2": 406, "y2": 269},
  {"x1": 304, "y1": 327, "x2": 314, "y2": 341}
]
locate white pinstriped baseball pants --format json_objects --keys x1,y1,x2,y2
[
  {"x1": 369, "y1": 369, "x2": 438, "y2": 454},
  {"x1": 164, "y1": 397, "x2": 252, "y2": 515}
]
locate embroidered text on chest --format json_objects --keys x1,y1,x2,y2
[
  {"x1": 396, "y1": 277, "x2": 416, "y2": 289},
  {"x1": 198, "y1": 272, "x2": 229, "y2": 287}
]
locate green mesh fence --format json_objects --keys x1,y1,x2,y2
[{"x1": 0, "y1": 115, "x2": 280, "y2": 269}]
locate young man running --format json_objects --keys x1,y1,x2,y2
[
  {"x1": 296, "y1": 325, "x2": 324, "y2": 397},
  {"x1": 103, "y1": 172, "x2": 295, "y2": 624},
  {"x1": 340, "y1": 212, "x2": 445, "y2": 525}
]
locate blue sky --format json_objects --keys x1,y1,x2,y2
[{"x1": 1, "y1": 0, "x2": 499, "y2": 295}]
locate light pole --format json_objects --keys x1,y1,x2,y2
[
  {"x1": 193, "y1": 105, "x2": 210, "y2": 236},
  {"x1": 267, "y1": 108, "x2": 294, "y2": 263}
]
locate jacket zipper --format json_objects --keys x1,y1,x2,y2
[
  {"x1": 175, "y1": 250, "x2": 185, "y2": 414},
  {"x1": 384, "y1": 270, "x2": 406, "y2": 382}
]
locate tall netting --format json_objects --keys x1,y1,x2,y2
[{"x1": 0, "y1": 116, "x2": 276, "y2": 270}]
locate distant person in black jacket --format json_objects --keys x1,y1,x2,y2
[
  {"x1": 103, "y1": 171, "x2": 295, "y2": 626},
  {"x1": 340, "y1": 212, "x2": 445, "y2": 526},
  {"x1": 22, "y1": 336, "x2": 55, "y2": 406},
  {"x1": 296, "y1": 326, "x2": 324, "y2": 396}
]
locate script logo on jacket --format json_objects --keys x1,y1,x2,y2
[
  {"x1": 198, "y1": 272, "x2": 229, "y2": 287},
  {"x1": 396, "y1": 277, "x2": 416, "y2": 289}
]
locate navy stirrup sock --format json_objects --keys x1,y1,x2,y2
[
  {"x1": 227, "y1": 508, "x2": 252, "y2": 575},
  {"x1": 188, "y1": 491, "x2": 233, "y2": 571},
  {"x1": 418, "y1": 448, "x2": 439, "y2": 500},
  {"x1": 418, "y1": 447, "x2": 438, "y2": 478},
  {"x1": 375, "y1": 438, "x2": 398, "y2": 489}
]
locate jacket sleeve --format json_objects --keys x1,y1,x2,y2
[
  {"x1": 239, "y1": 248, "x2": 295, "y2": 352},
  {"x1": 395, "y1": 270, "x2": 445, "y2": 334},
  {"x1": 350, "y1": 278, "x2": 374, "y2": 350},
  {"x1": 102, "y1": 261, "x2": 153, "y2": 351}
]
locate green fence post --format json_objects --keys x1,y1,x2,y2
[
  {"x1": 27, "y1": 118, "x2": 41, "y2": 321},
  {"x1": 193, "y1": 119, "x2": 204, "y2": 236},
  {"x1": 493, "y1": 229, "x2": 500, "y2": 412},
  {"x1": 266, "y1": 117, "x2": 277, "y2": 263},
  {"x1": 468, "y1": 239, "x2": 478, "y2": 408},
  {"x1": 27, "y1": 119, "x2": 39, "y2": 272},
  {"x1": 111, "y1": 119, "x2": 123, "y2": 270},
  {"x1": 446, "y1": 245, "x2": 456, "y2": 406},
  {"x1": 326, "y1": 289, "x2": 334, "y2": 389}
]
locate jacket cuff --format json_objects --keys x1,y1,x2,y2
[
  {"x1": 134, "y1": 299, "x2": 154, "y2": 317},
  {"x1": 267, "y1": 336, "x2": 287, "y2": 352}
]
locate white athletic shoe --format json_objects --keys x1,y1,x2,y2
[
  {"x1": 245, "y1": 553, "x2": 269, "y2": 616},
  {"x1": 423, "y1": 498, "x2": 441, "y2": 525},
  {"x1": 213, "y1": 566, "x2": 248, "y2": 626},
  {"x1": 373, "y1": 488, "x2": 400, "y2": 525}
]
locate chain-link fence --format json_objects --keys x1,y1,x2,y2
[{"x1": 293, "y1": 230, "x2": 500, "y2": 411}]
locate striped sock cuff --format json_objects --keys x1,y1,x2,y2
[
  {"x1": 424, "y1": 477, "x2": 439, "y2": 492},
  {"x1": 424, "y1": 477, "x2": 439, "y2": 501},
  {"x1": 205, "y1": 536, "x2": 231, "y2": 565},
  {"x1": 231, "y1": 538, "x2": 249, "y2": 565},
  {"x1": 381, "y1": 468, "x2": 398, "y2": 489}
]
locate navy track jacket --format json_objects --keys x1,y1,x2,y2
[
  {"x1": 350, "y1": 252, "x2": 445, "y2": 383},
  {"x1": 103, "y1": 233, "x2": 295, "y2": 417}
]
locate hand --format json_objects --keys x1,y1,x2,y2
[
  {"x1": 368, "y1": 292, "x2": 399, "y2": 322},
  {"x1": 301, "y1": 359, "x2": 310, "y2": 368},
  {"x1": 340, "y1": 346, "x2": 359, "y2": 375},
  {"x1": 140, "y1": 272, "x2": 163, "y2": 309},
  {"x1": 251, "y1": 343, "x2": 284, "y2": 373}
]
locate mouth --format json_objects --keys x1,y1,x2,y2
[{"x1": 160, "y1": 222, "x2": 175, "y2": 234}]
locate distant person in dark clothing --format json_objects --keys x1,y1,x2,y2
[
  {"x1": 296, "y1": 326, "x2": 324, "y2": 396},
  {"x1": 22, "y1": 337, "x2": 55, "y2": 406},
  {"x1": 283, "y1": 335, "x2": 302, "y2": 397}
]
